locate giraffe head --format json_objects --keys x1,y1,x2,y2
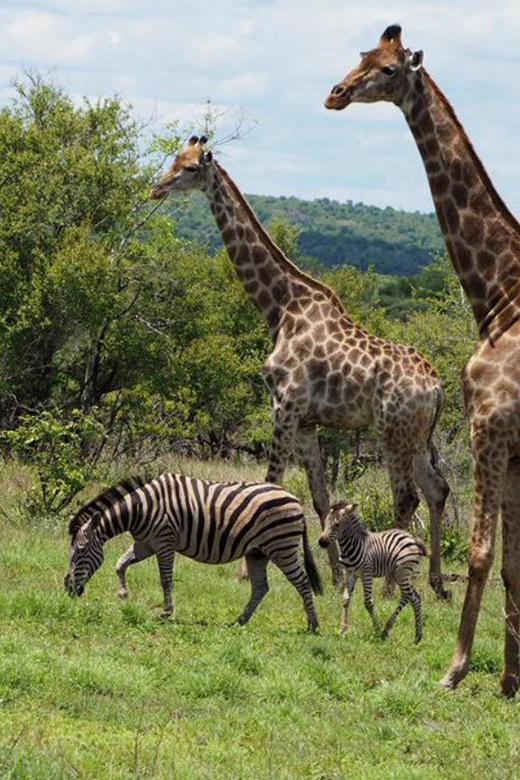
[
  {"x1": 150, "y1": 135, "x2": 213, "y2": 199},
  {"x1": 325, "y1": 25, "x2": 423, "y2": 111},
  {"x1": 318, "y1": 500, "x2": 360, "y2": 547}
]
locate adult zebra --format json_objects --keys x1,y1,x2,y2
[
  {"x1": 319, "y1": 500, "x2": 427, "y2": 643},
  {"x1": 65, "y1": 473, "x2": 322, "y2": 630}
]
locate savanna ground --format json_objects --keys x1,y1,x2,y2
[{"x1": 1, "y1": 456, "x2": 519, "y2": 780}]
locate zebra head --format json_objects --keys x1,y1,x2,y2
[
  {"x1": 318, "y1": 500, "x2": 360, "y2": 547},
  {"x1": 64, "y1": 512, "x2": 106, "y2": 597}
]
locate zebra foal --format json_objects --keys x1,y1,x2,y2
[
  {"x1": 319, "y1": 500, "x2": 427, "y2": 643},
  {"x1": 64, "y1": 473, "x2": 322, "y2": 630}
]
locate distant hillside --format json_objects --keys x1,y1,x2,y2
[{"x1": 171, "y1": 192, "x2": 445, "y2": 276}]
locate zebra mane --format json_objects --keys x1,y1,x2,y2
[
  {"x1": 330, "y1": 500, "x2": 368, "y2": 533},
  {"x1": 68, "y1": 476, "x2": 147, "y2": 538}
]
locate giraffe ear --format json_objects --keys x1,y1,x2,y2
[{"x1": 407, "y1": 49, "x2": 423, "y2": 71}]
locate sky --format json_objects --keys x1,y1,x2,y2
[{"x1": 0, "y1": 0, "x2": 519, "y2": 214}]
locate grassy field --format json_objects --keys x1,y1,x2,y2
[{"x1": 0, "y1": 458, "x2": 519, "y2": 779}]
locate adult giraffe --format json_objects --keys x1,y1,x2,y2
[
  {"x1": 325, "y1": 24, "x2": 520, "y2": 696},
  {"x1": 150, "y1": 135, "x2": 450, "y2": 596}
]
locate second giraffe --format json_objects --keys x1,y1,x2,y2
[{"x1": 151, "y1": 136, "x2": 450, "y2": 596}]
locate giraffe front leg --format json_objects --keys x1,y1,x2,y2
[
  {"x1": 441, "y1": 442, "x2": 506, "y2": 691},
  {"x1": 297, "y1": 425, "x2": 342, "y2": 587}
]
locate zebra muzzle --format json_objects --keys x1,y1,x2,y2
[
  {"x1": 64, "y1": 573, "x2": 84, "y2": 597},
  {"x1": 318, "y1": 535, "x2": 331, "y2": 548}
]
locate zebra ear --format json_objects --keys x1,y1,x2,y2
[{"x1": 85, "y1": 512, "x2": 102, "y2": 537}]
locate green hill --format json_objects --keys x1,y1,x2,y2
[{"x1": 171, "y1": 192, "x2": 444, "y2": 276}]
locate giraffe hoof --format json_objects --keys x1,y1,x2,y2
[
  {"x1": 440, "y1": 662, "x2": 468, "y2": 691},
  {"x1": 500, "y1": 673, "x2": 520, "y2": 699}
]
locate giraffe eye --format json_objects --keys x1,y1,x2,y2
[{"x1": 382, "y1": 65, "x2": 397, "y2": 77}]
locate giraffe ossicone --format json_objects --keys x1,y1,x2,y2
[{"x1": 150, "y1": 135, "x2": 450, "y2": 595}]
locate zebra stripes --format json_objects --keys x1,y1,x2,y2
[
  {"x1": 65, "y1": 472, "x2": 322, "y2": 630},
  {"x1": 319, "y1": 500, "x2": 427, "y2": 643}
]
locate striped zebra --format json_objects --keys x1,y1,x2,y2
[
  {"x1": 318, "y1": 500, "x2": 427, "y2": 643},
  {"x1": 65, "y1": 473, "x2": 322, "y2": 630}
]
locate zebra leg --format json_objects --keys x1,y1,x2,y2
[
  {"x1": 271, "y1": 549, "x2": 319, "y2": 632},
  {"x1": 156, "y1": 549, "x2": 175, "y2": 619},
  {"x1": 235, "y1": 551, "x2": 269, "y2": 626},
  {"x1": 409, "y1": 585, "x2": 423, "y2": 644},
  {"x1": 115, "y1": 541, "x2": 154, "y2": 599},
  {"x1": 340, "y1": 574, "x2": 357, "y2": 635},
  {"x1": 381, "y1": 583, "x2": 411, "y2": 640},
  {"x1": 361, "y1": 575, "x2": 380, "y2": 633}
]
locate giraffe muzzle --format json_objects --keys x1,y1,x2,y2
[{"x1": 324, "y1": 86, "x2": 352, "y2": 110}]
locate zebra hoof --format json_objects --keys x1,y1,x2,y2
[
  {"x1": 414, "y1": 635, "x2": 422, "y2": 645},
  {"x1": 159, "y1": 610, "x2": 173, "y2": 621},
  {"x1": 340, "y1": 625, "x2": 349, "y2": 636},
  {"x1": 118, "y1": 589, "x2": 129, "y2": 600}
]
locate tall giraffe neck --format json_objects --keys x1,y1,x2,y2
[
  {"x1": 201, "y1": 162, "x2": 344, "y2": 337},
  {"x1": 400, "y1": 71, "x2": 520, "y2": 342}
]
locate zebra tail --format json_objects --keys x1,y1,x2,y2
[
  {"x1": 302, "y1": 521, "x2": 323, "y2": 595},
  {"x1": 415, "y1": 537, "x2": 429, "y2": 558}
]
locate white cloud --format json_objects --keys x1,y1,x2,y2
[
  {"x1": 5, "y1": 10, "x2": 93, "y2": 63},
  {"x1": 215, "y1": 72, "x2": 267, "y2": 100}
]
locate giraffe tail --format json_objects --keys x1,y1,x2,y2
[
  {"x1": 427, "y1": 386, "x2": 444, "y2": 470},
  {"x1": 302, "y1": 522, "x2": 323, "y2": 596}
]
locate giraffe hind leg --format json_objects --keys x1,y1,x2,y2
[
  {"x1": 499, "y1": 460, "x2": 520, "y2": 698},
  {"x1": 413, "y1": 450, "x2": 451, "y2": 600}
]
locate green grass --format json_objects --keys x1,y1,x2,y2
[{"x1": 0, "y1": 461, "x2": 519, "y2": 779}]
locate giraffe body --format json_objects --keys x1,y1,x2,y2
[
  {"x1": 150, "y1": 135, "x2": 450, "y2": 594},
  {"x1": 325, "y1": 24, "x2": 520, "y2": 696}
]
